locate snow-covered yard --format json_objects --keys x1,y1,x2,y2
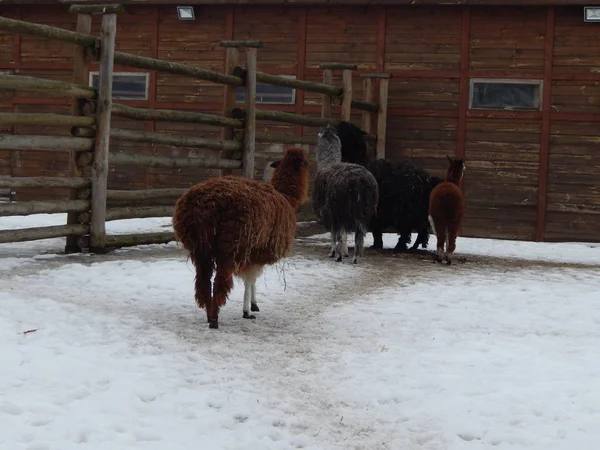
[{"x1": 1, "y1": 214, "x2": 600, "y2": 450}]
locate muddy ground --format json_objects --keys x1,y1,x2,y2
[{"x1": 3, "y1": 220, "x2": 598, "y2": 282}]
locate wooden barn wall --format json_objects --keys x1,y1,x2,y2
[
  {"x1": 0, "y1": 4, "x2": 599, "y2": 242},
  {"x1": 462, "y1": 6, "x2": 546, "y2": 241},
  {"x1": 546, "y1": 7, "x2": 600, "y2": 242}
]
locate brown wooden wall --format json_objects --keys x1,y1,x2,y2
[{"x1": 0, "y1": 4, "x2": 598, "y2": 242}]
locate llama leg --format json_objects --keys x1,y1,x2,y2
[
  {"x1": 370, "y1": 220, "x2": 384, "y2": 249},
  {"x1": 250, "y1": 282, "x2": 260, "y2": 312},
  {"x1": 242, "y1": 278, "x2": 254, "y2": 319},
  {"x1": 393, "y1": 228, "x2": 410, "y2": 253},
  {"x1": 429, "y1": 215, "x2": 443, "y2": 262},
  {"x1": 421, "y1": 229, "x2": 430, "y2": 249},
  {"x1": 446, "y1": 226, "x2": 458, "y2": 265},
  {"x1": 193, "y1": 257, "x2": 213, "y2": 312},
  {"x1": 242, "y1": 265, "x2": 262, "y2": 319},
  {"x1": 353, "y1": 226, "x2": 365, "y2": 264},
  {"x1": 329, "y1": 230, "x2": 336, "y2": 258},
  {"x1": 210, "y1": 260, "x2": 234, "y2": 329},
  {"x1": 341, "y1": 231, "x2": 349, "y2": 257},
  {"x1": 333, "y1": 229, "x2": 343, "y2": 262},
  {"x1": 436, "y1": 234, "x2": 445, "y2": 263},
  {"x1": 250, "y1": 266, "x2": 262, "y2": 313},
  {"x1": 205, "y1": 292, "x2": 219, "y2": 329},
  {"x1": 434, "y1": 227, "x2": 446, "y2": 263},
  {"x1": 410, "y1": 230, "x2": 423, "y2": 250},
  {"x1": 411, "y1": 226, "x2": 430, "y2": 250}
]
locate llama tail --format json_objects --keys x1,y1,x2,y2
[
  {"x1": 442, "y1": 193, "x2": 461, "y2": 223},
  {"x1": 428, "y1": 214, "x2": 437, "y2": 235},
  {"x1": 173, "y1": 195, "x2": 217, "y2": 309}
]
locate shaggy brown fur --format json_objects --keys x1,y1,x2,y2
[
  {"x1": 428, "y1": 156, "x2": 466, "y2": 265},
  {"x1": 172, "y1": 147, "x2": 310, "y2": 329}
]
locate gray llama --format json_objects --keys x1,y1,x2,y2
[{"x1": 312, "y1": 125, "x2": 379, "y2": 264}]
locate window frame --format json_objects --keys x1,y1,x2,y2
[
  {"x1": 468, "y1": 78, "x2": 544, "y2": 111},
  {"x1": 236, "y1": 75, "x2": 297, "y2": 105},
  {"x1": 88, "y1": 71, "x2": 150, "y2": 101}
]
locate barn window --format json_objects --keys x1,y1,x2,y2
[
  {"x1": 469, "y1": 79, "x2": 543, "y2": 110},
  {"x1": 89, "y1": 72, "x2": 149, "y2": 100},
  {"x1": 236, "y1": 75, "x2": 296, "y2": 105}
]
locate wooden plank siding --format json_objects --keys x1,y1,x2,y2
[
  {"x1": 462, "y1": 6, "x2": 546, "y2": 241},
  {"x1": 0, "y1": 3, "x2": 598, "y2": 242},
  {"x1": 0, "y1": 7, "x2": 18, "y2": 181},
  {"x1": 546, "y1": 6, "x2": 600, "y2": 242}
]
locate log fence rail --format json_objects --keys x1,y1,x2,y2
[{"x1": 0, "y1": 5, "x2": 390, "y2": 252}]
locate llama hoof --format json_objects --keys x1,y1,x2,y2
[
  {"x1": 208, "y1": 320, "x2": 219, "y2": 329},
  {"x1": 243, "y1": 312, "x2": 256, "y2": 319},
  {"x1": 335, "y1": 255, "x2": 342, "y2": 262},
  {"x1": 251, "y1": 304, "x2": 260, "y2": 312},
  {"x1": 352, "y1": 258, "x2": 358, "y2": 264}
]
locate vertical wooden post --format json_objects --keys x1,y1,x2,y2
[
  {"x1": 341, "y1": 69, "x2": 353, "y2": 122},
  {"x1": 321, "y1": 69, "x2": 333, "y2": 119},
  {"x1": 376, "y1": 8, "x2": 386, "y2": 73},
  {"x1": 66, "y1": 12, "x2": 92, "y2": 253},
  {"x1": 376, "y1": 77, "x2": 390, "y2": 160},
  {"x1": 9, "y1": 7, "x2": 21, "y2": 184},
  {"x1": 456, "y1": 8, "x2": 471, "y2": 161},
  {"x1": 536, "y1": 6, "x2": 555, "y2": 242},
  {"x1": 221, "y1": 47, "x2": 239, "y2": 177},
  {"x1": 294, "y1": 7, "x2": 308, "y2": 138},
  {"x1": 361, "y1": 77, "x2": 373, "y2": 134},
  {"x1": 242, "y1": 47, "x2": 257, "y2": 179},
  {"x1": 89, "y1": 13, "x2": 117, "y2": 253}
]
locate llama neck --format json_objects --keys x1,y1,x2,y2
[
  {"x1": 316, "y1": 144, "x2": 342, "y2": 170},
  {"x1": 446, "y1": 174, "x2": 463, "y2": 187},
  {"x1": 272, "y1": 176, "x2": 308, "y2": 210}
]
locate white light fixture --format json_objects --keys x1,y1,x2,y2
[
  {"x1": 584, "y1": 6, "x2": 600, "y2": 22},
  {"x1": 177, "y1": 6, "x2": 195, "y2": 20}
]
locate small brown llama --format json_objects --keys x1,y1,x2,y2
[{"x1": 428, "y1": 156, "x2": 466, "y2": 265}]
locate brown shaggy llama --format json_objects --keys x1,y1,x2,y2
[
  {"x1": 172, "y1": 147, "x2": 310, "y2": 329},
  {"x1": 428, "y1": 156, "x2": 466, "y2": 265}
]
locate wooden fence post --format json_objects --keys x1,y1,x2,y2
[
  {"x1": 242, "y1": 46, "x2": 257, "y2": 179},
  {"x1": 220, "y1": 46, "x2": 239, "y2": 177},
  {"x1": 361, "y1": 77, "x2": 373, "y2": 134},
  {"x1": 376, "y1": 76, "x2": 390, "y2": 160},
  {"x1": 321, "y1": 69, "x2": 333, "y2": 119},
  {"x1": 65, "y1": 12, "x2": 92, "y2": 253},
  {"x1": 89, "y1": 12, "x2": 117, "y2": 253},
  {"x1": 318, "y1": 63, "x2": 358, "y2": 124},
  {"x1": 341, "y1": 69, "x2": 353, "y2": 122},
  {"x1": 220, "y1": 40, "x2": 261, "y2": 179}
]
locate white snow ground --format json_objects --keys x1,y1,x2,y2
[{"x1": 1, "y1": 214, "x2": 600, "y2": 450}]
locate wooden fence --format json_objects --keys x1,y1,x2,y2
[{"x1": 0, "y1": 4, "x2": 390, "y2": 254}]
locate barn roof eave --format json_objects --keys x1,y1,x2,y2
[{"x1": 2, "y1": 0, "x2": 600, "y2": 6}]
